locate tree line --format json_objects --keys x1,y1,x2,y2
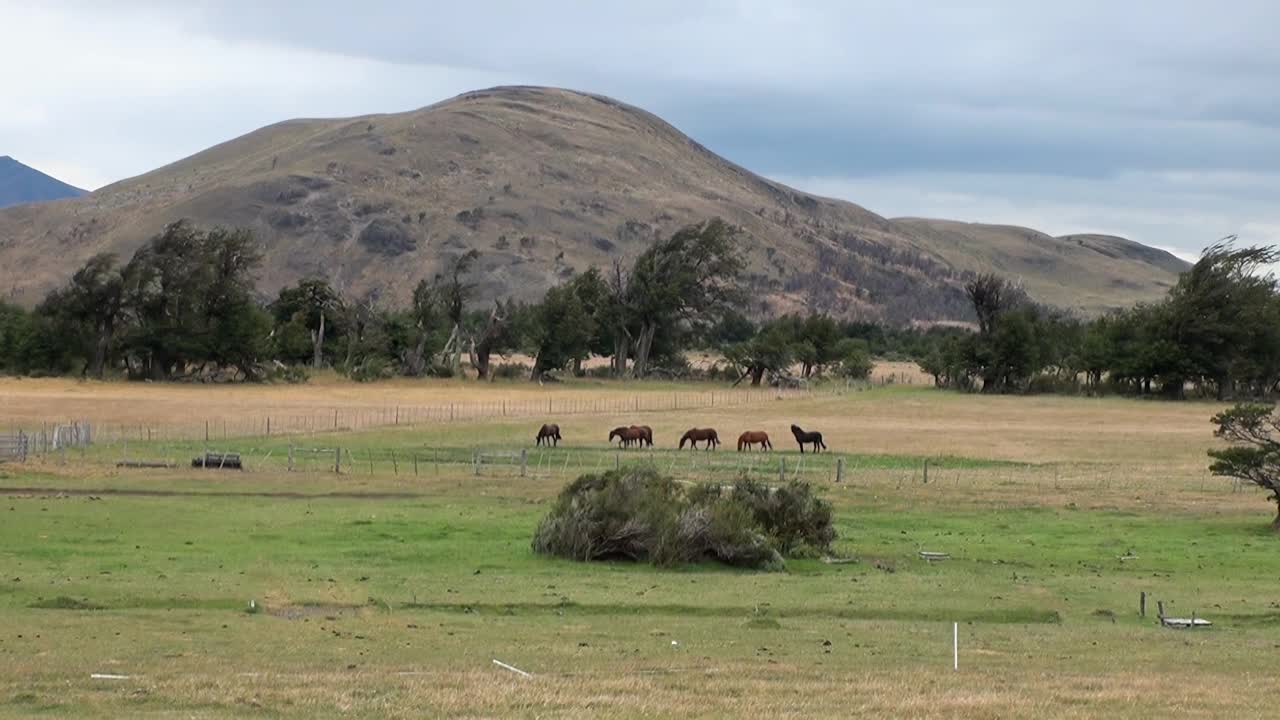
[
  {"x1": 0, "y1": 218, "x2": 879, "y2": 385},
  {"x1": 922, "y1": 240, "x2": 1280, "y2": 400}
]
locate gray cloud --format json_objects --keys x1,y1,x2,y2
[{"x1": 7, "y1": 0, "x2": 1279, "y2": 256}]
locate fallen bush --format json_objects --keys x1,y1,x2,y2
[{"x1": 531, "y1": 468, "x2": 836, "y2": 570}]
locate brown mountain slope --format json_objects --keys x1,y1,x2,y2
[
  {"x1": 0, "y1": 86, "x2": 1187, "y2": 321},
  {"x1": 891, "y1": 219, "x2": 1188, "y2": 312}
]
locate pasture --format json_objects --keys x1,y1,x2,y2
[{"x1": 1, "y1": 375, "x2": 1278, "y2": 718}]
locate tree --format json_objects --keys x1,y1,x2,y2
[
  {"x1": 440, "y1": 250, "x2": 480, "y2": 374},
  {"x1": 1209, "y1": 403, "x2": 1280, "y2": 529},
  {"x1": 832, "y1": 338, "x2": 873, "y2": 380},
  {"x1": 527, "y1": 283, "x2": 593, "y2": 381},
  {"x1": 48, "y1": 253, "x2": 125, "y2": 378},
  {"x1": 725, "y1": 323, "x2": 794, "y2": 386},
  {"x1": 272, "y1": 278, "x2": 343, "y2": 369},
  {"x1": 468, "y1": 299, "x2": 522, "y2": 380},
  {"x1": 119, "y1": 221, "x2": 266, "y2": 380},
  {"x1": 625, "y1": 219, "x2": 745, "y2": 377}
]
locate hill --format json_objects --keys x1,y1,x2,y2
[
  {"x1": 891, "y1": 219, "x2": 1188, "y2": 312},
  {"x1": 0, "y1": 156, "x2": 86, "y2": 209},
  {"x1": 0, "y1": 86, "x2": 1188, "y2": 321}
]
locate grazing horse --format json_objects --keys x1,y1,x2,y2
[
  {"x1": 629, "y1": 425, "x2": 654, "y2": 448},
  {"x1": 679, "y1": 428, "x2": 720, "y2": 450},
  {"x1": 737, "y1": 431, "x2": 772, "y2": 452},
  {"x1": 609, "y1": 426, "x2": 646, "y2": 448},
  {"x1": 790, "y1": 424, "x2": 827, "y2": 453},
  {"x1": 535, "y1": 423, "x2": 562, "y2": 447}
]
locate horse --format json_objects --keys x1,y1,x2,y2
[
  {"x1": 679, "y1": 428, "x2": 720, "y2": 450},
  {"x1": 535, "y1": 423, "x2": 562, "y2": 447},
  {"x1": 737, "y1": 431, "x2": 772, "y2": 452},
  {"x1": 790, "y1": 424, "x2": 827, "y2": 453},
  {"x1": 609, "y1": 426, "x2": 646, "y2": 448},
  {"x1": 629, "y1": 425, "x2": 654, "y2": 448}
]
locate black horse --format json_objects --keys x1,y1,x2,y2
[
  {"x1": 536, "y1": 423, "x2": 562, "y2": 447},
  {"x1": 790, "y1": 424, "x2": 827, "y2": 453}
]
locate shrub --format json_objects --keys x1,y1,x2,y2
[
  {"x1": 492, "y1": 362, "x2": 531, "y2": 380},
  {"x1": 349, "y1": 358, "x2": 393, "y2": 382},
  {"x1": 532, "y1": 469, "x2": 833, "y2": 570},
  {"x1": 426, "y1": 363, "x2": 455, "y2": 379},
  {"x1": 272, "y1": 365, "x2": 310, "y2": 384}
]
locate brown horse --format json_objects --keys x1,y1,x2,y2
[
  {"x1": 535, "y1": 423, "x2": 562, "y2": 447},
  {"x1": 630, "y1": 425, "x2": 654, "y2": 448},
  {"x1": 737, "y1": 431, "x2": 772, "y2": 451},
  {"x1": 609, "y1": 426, "x2": 646, "y2": 448},
  {"x1": 679, "y1": 428, "x2": 720, "y2": 450},
  {"x1": 790, "y1": 424, "x2": 827, "y2": 453}
]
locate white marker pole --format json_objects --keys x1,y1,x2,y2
[{"x1": 953, "y1": 622, "x2": 959, "y2": 671}]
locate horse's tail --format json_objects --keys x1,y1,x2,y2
[{"x1": 818, "y1": 435, "x2": 827, "y2": 450}]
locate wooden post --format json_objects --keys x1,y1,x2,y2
[
  {"x1": 1140, "y1": 591, "x2": 1146, "y2": 618},
  {"x1": 413, "y1": 453, "x2": 419, "y2": 476},
  {"x1": 288, "y1": 444, "x2": 295, "y2": 472},
  {"x1": 368, "y1": 450, "x2": 374, "y2": 475},
  {"x1": 923, "y1": 459, "x2": 929, "y2": 485},
  {"x1": 836, "y1": 457, "x2": 844, "y2": 483},
  {"x1": 266, "y1": 416, "x2": 271, "y2": 436},
  {"x1": 779, "y1": 457, "x2": 786, "y2": 483},
  {"x1": 1157, "y1": 601, "x2": 1165, "y2": 620},
  {"x1": 614, "y1": 453, "x2": 621, "y2": 471},
  {"x1": 395, "y1": 406, "x2": 400, "y2": 425},
  {"x1": 334, "y1": 409, "x2": 338, "y2": 430},
  {"x1": 391, "y1": 450, "x2": 398, "y2": 475},
  {"x1": 473, "y1": 450, "x2": 481, "y2": 476},
  {"x1": 334, "y1": 447, "x2": 341, "y2": 474},
  {"x1": 520, "y1": 449, "x2": 528, "y2": 478}
]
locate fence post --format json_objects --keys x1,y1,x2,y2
[
  {"x1": 520, "y1": 449, "x2": 528, "y2": 478},
  {"x1": 615, "y1": 452, "x2": 621, "y2": 471},
  {"x1": 391, "y1": 450, "x2": 398, "y2": 475},
  {"x1": 334, "y1": 409, "x2": 338, "y2": 430},
  {"x1": 413, "y1": 453, "x2": 419, "y2": 476},
  {"x1": 1140, "y1": 591, "x2": 1146, "y2": 618},
  {"x1": 335, "y1": 447, "x2": 341, "y2": 474},
  {"x1": 923, "y1": 459, "x2": 929, "y2": 485},
  {"x1": 779, "y1": 457, "x2": 785, "y2": 483},
  {"x1": 473, "y1": 449, "x2": 481, "y2": 476},
  {"x1": 288, "y1": 443, "x2": 295, "y2": 472},
  {"x1": 836, "y1": 457, "x2": 844, "y2": 483}
]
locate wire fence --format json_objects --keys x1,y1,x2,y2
[
  {"x1": 15, "y1": 432, "x2": 1237, "y2": 498},
  {"x1": 6, "y1": 387, "x2": 825, "y2": 446}
]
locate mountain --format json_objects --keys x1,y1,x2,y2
[
  {"x1": 0, "y1": 86, "x2": 1188, "y2": 321},
  {"x1": 0, "y1": 156, "x2": 86, "y2": 209}
]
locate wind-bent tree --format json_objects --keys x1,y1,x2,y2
[
  {"x1": 272, "y1": 278, "x2": 344, "y2": 369},
  {"x1": 121, "y1": 221, "x2": 268, "y2": 380},
  {"x1": 1209, "y1": 403, "x2": 1280, "y2": 529},
  {"x1": 725, "y1": 323, "x2": 794, "y2": 387},
  {"x1": 42, "y1": 253, "x2": 125, "y2": 378},
  {"x1": 625, "y1": 219, "x2": 744, "y2": 377},
  {"x1": 468, "y1": 299, "x2": 522, "y2": 380},
  {"x1": 527, "y1": 283, "x2": 593, "y2": 382},
  {"x1": 440, "y1": 250, "x2": 480, "y2": 374}
]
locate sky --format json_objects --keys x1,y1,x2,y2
[{"x1": 4, "y1": 1, "x2": 1278, "y2": 261}]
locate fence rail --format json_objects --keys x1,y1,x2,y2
[{"x1": 45, "y1": 387, "x2": 824, "y2": 445}]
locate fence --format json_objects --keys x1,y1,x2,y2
[
  {"x1": 0, "y1": 432, "x2": 28, "y2": 463},
  {"x1": 70, "y1": 387, "x2": 822, "y2": 445}
]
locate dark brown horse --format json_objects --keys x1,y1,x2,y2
[
  {"x1": 679, "y1": 428, "x2": 720, "y2": 450},
  {"x1": 535, "y1": 423, "x2": 562, "y2": 447},
  {"x1": 630, "y1": 425, "x2": 654, "y2": 448},
  {"x1": 737, "y1": 431, "x2": 772, "y2": 451},
  {"x1": 609, "y1": 426, "x2": 646, "y2": 448},
  {"x1": 790, "y1": 424, "x2": 827, "y2": 453}
]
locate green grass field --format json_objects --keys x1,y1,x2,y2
[{"x1": 1, "y1": 382, "x2": 1278, "y2": 718}]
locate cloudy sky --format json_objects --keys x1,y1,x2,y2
[{"x1": 4, "y1": 0, "x2": 1278, "y2": 259}]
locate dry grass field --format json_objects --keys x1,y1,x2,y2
[{"x1": 1, "y1": 373, "x2": 1277, "y2": 718}]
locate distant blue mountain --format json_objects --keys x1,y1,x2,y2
[{"x1": 0, "y1": 156, "x2": 86, "y2": 208}]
